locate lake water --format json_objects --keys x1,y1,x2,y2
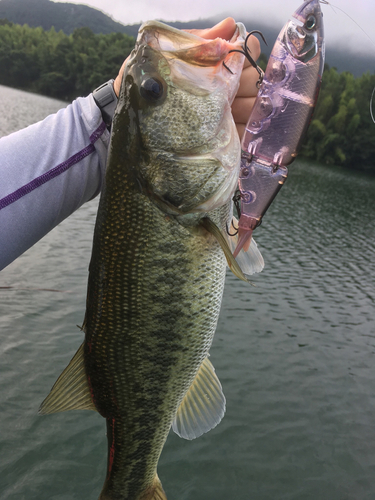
[{"x1": 0, "y1": 84, "x2": 375, "y2": 500}]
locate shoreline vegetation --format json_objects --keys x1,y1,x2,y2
[
  {"x1": 1, "y1": 19, "x2": 374, "y2": 171},
  {"x1": 0, "y1": 19, "x2": 134, "y2": 101}
]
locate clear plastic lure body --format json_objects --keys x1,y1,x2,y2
[{"x1": 234, "y1": 0, "x2": 325, "y2": 257}]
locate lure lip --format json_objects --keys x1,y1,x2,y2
[{"x1": 232, "y1": 226, "x2": 254, "y2": 259}]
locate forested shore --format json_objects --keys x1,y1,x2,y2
[
  {"x1": 303, "y1": 67, "x2": 375, "y2": 171},
  {"x1": 0, "y1": 19, "x2": 134, "y2": 100},
  {"x1": 0, "y1": 19, "x2": 374, "y2": 171}
]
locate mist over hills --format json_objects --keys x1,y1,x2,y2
[{"x1": 0, "y1": 0, "x2": 373, "y2": 76}]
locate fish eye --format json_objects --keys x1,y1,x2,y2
[
  {"x1": 305, "y1": 15, "x2": 316, "y2": 30},
  {"x1": 140, "y1": 77, "x2": 164, "y2": 101}
]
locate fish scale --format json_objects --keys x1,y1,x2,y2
[{"x1": 84, "y1": 130, "x2": 227, "y2": 498}]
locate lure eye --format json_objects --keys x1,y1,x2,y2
[
  {"x1": 305, "y1": 15, "x2": 316, "y2": 30},
  {"x1": 140, "y1": 77, "x2": 164, "y2": 101}
]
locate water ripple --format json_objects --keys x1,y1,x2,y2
[{"x1": 1, "y1": 89, "x2": 375, "y2": 499}]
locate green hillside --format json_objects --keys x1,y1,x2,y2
[{"x1": 0, "y1": 0, "x2": 130, "y2": 34}]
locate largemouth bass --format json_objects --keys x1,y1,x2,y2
[{"x1": 40, "y1": 20, "x2": 263, "y2": 500}]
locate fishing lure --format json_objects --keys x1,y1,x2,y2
[{"x1": 233, "y1": 0, "x2": 325, "y2": 257}]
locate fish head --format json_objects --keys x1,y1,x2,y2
[
  {"x1": 284, "y1": 0, "x2": 324, "y2": 65},
  {"x1": 118, "y1": 20, "x2": 246, "y2": 215}
]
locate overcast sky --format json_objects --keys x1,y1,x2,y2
[{"x1": 54, "y1": 0, "x2": 374, "y2": 54}]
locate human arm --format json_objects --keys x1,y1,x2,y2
[
  {"x1": 0, "y1": 95, "x2": 109, "y2": 270},
  {"x1": 0, "y1": 18, "x2": 261, "y2": 271}
]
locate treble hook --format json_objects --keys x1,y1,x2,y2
[
  {"x1": 226, "y1": 221, "x2": 239, "y2": 237},
  {"x1": 232, "y1": 189, "x2": 242, "y2": 219},
  {"x1": 226, "y1": 190, "x2": 242, "y2": 237},
  {"x1": 223, "y1": 30, "x2": 267, "y2": 88}
]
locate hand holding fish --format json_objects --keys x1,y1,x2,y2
[{"x1": 113, "y1": 17, "x2": 262, "y2": 139}]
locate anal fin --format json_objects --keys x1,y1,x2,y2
[
  {"x1": 172, "y1": 356, "x2": 226, "y2": 440},
  {"x1": 39, "y1": 342, "x2": 96, "y2": 415}
]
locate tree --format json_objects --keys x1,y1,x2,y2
[{"x1": 0, "y1": 21, "x2": 134, "y2": 100}]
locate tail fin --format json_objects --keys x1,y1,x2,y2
[
  {"x1": 138, "y1": 475, "x2": 167, "y2": 500},
  {"x1": 99, "y1": 475, "x2": 167, "y2": 500},
  {"x1": 148, "y1": 475, "x2": 167, "y2": 500}
]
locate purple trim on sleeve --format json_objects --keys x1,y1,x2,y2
[
  {"x1": 0, "y1": 121, "x2": 107, "y2": 211},
  {"x1": 89, "y1": 121, "x2": 106, "y2": 143}
]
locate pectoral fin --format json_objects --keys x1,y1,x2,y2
[
  {"x1": 39, "y1": 342, "x2": 96, "y2": 415},
  {"x1": 172, "y1": 356, "x2": 226, "y2": 440}
]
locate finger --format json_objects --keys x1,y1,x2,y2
[
  {"x1": 232, "y1": 96, "x2": 256, "y2": 124},
  {"x1": 236, "y1": 123, "x2": 246, "y2": 139},
  {"x1": 184, "y1": 18, "x2": 237, "y2": 41},
  {"x1": 237, "y1": 66, "x2": 260, "y2": 98},
  {"x1": 113, "y1": 58, "x2": 129, "y2": 97}
]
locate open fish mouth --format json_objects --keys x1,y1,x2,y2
[
  {"x1": 124, "y1": 20, "x2": 247, "y2": 214},
  {"x1": 134, "y1": 19, "x2": 248, "y2": 110},
  {"x1": 138, "y1": 20, "x2": 246, "y2": 63}
]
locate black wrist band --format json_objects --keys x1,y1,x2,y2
[{"x1": 93, "y1": 79, "x2": 118, "y2": 128}]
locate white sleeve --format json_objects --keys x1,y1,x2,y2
[{"x1": 0, "y1": 94, "x2": 110, "y2": 271}]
